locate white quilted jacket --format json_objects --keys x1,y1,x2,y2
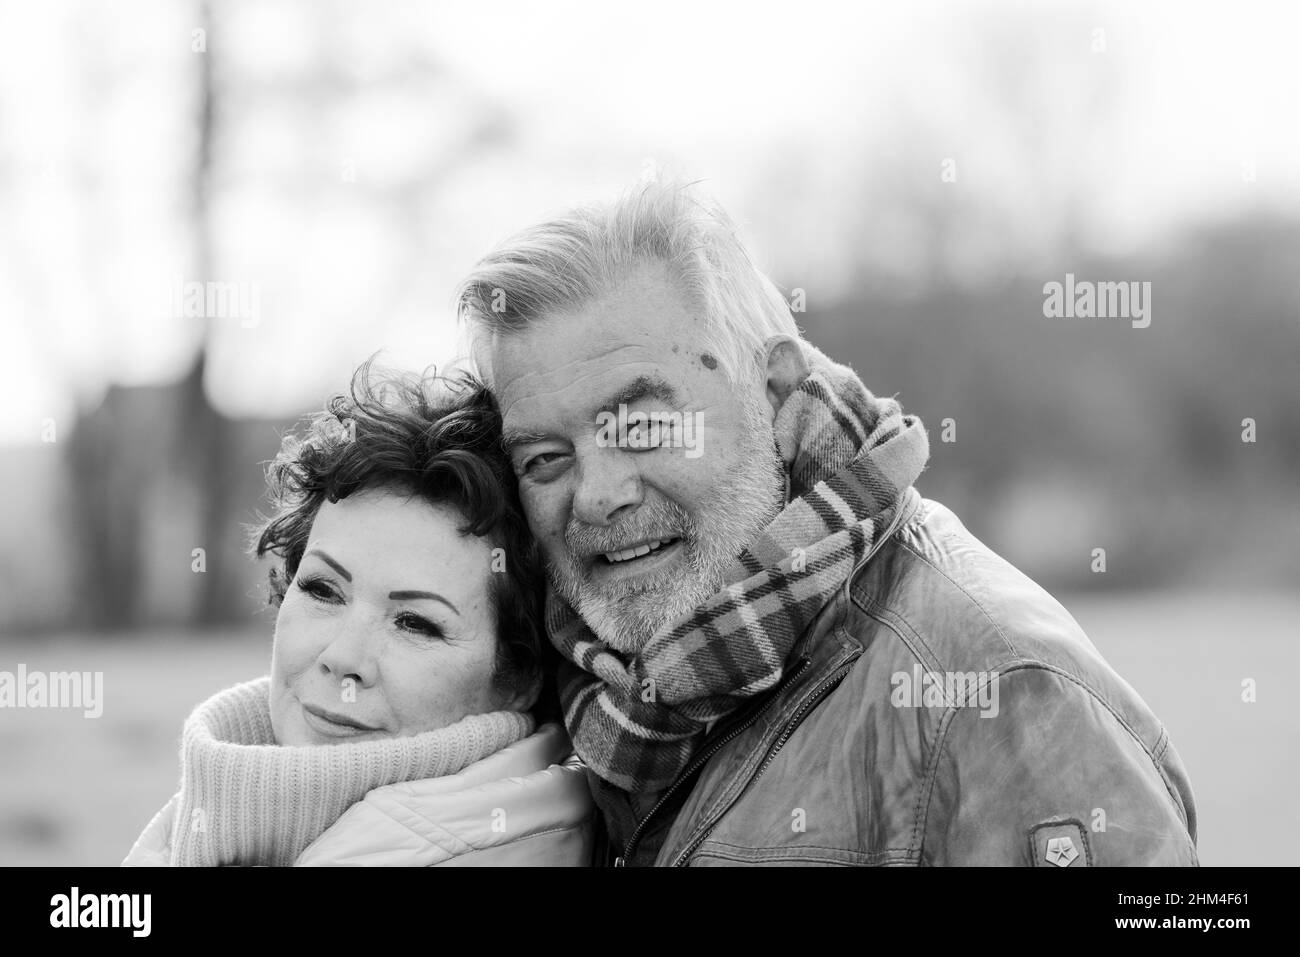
[{"x1": 122, "y1": 722, "x2": 596, "y2": 867}]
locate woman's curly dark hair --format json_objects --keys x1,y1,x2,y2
[{"x1": 249, "y1": 359, "x2": 552, "y2": 714}]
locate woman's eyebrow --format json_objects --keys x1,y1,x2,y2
[
  {"x1": 305, "y1": 549, "x2": 351, "y2": 582},
  {"x1": 389, "y1": 591, "x2": 460, "y2": 614}
]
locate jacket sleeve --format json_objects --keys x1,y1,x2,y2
[
  {"x1": 920, "y1": 666, "x2": 1198, "y2": 866},
  {"x1": 121, "y1": 793, "x2": 179, "y2": 867}
]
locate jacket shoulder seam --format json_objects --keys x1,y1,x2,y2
[
  {"x1": 918, "y1": 663, "x2": 1190, "y2": 860},
  {"x1": 856, "y1": 534, "x2": 1020, "y2": 660}
]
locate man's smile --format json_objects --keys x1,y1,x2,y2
[
  {"x1": 600, "y1": 536, "x2": 680, "y2": 564},
  {"x1": 585, "y1": 536, "x2": 685, "y2": 583}
]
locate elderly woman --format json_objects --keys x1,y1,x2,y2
[{"x1": 123, "y1": 362, "x2": 594, "y2": 866}]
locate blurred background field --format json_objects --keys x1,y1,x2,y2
[
  {"x1": 2, "y1": 0, "x2": 1297, "y2": 866},
  {"x1": 2, "y1": 589, "x2": 1295, "y2": 866}
]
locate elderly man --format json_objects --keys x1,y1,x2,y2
[{"x1": 455, "y1": 177, "x2": 1198, "y2": 867}]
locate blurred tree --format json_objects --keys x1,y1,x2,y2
[{"x1": 59, "y1": 0, "x2": 518, "y2": 630}]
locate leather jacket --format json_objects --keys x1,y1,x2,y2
[{"x1": 592, "y1": 490, "x2": 1199, "y2": 867}]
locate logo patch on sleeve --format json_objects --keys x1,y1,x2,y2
[{"x1": 1029, "y1": 819, "x2": 1091, "y2": 867}]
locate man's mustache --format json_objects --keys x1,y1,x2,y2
[{"x1": 562, "y1": 502, "x2": 693, "y2": 560}]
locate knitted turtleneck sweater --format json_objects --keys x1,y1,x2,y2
[{"x1": 169, "y1": 676, "x2": 534, "y2": 867}]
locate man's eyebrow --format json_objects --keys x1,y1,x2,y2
[
  {"x1": 388, "y1": 590, "x2": 460, "y2": 614},
  {"x1": 501, "y1": 425, "x2": 551, "y2": 453},
  {"x1": 304, "y1": 549, "x2": 351, "y2": 582},
  {"x1": 599, "y1": 375, "x2": 681, "y2": 412}
]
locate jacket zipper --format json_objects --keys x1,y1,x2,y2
[
  {"x1": 752, "y1": 657, "x2": 859, "y2": 782},
  {"x1": 669, "y1": 656, "x2": 859, "y2": 866},
  {"x1": 613, "y1": 656, "x2": 812, "y2": 867}
]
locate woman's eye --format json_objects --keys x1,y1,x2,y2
[
  {"x1": 296, "y1": 577, "x2": 341, "y2": 603},
  {"x1": 395, "y1": 612, "x2": 443, "y2": 639}
]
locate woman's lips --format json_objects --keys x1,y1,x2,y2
[{"x1": 301, "y1": 701, "x2": 380, "y2": 737}]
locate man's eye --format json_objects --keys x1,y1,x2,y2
[
  {"x1": 395, "y1": 612, "x2": 443, "y2": 639},
  {"x1": 628, "y1": 418, "x2": 667, "y2": 448},
  {"x1": 522, "y1": 452, "x2": 565, "y2": 475}
]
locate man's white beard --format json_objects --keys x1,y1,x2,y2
[{"x1": 548, "y1": 402, "x2": 787, "y2": 656}]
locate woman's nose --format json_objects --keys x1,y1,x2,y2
[{"x1": 316, "y1": 609, "x2": 380, "y2": 688}]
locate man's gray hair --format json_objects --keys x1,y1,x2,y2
[{"x1": 456, "y1": 174, "x2": 800, "y2": 385}]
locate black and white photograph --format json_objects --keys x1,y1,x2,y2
[{"x1": 0, "y1": 0, "x2": 1294, "y2": 929}]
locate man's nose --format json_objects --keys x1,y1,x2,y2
[
  {"x1": 317, "y1": 609, "x2": 380, "y2": 689},
  {"x1": 571, "y1": 447, "x2": 644, "y2": 527}
]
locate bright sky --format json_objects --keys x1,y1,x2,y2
[{"x1": 2, "y1": 0, "x2": 1298, "y2": 444}]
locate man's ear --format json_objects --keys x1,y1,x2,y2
[{"x1": 764, "y1": 335, "x2": 811, "y2": 418}]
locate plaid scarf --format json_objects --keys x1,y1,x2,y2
[{"x1": 547, "y1": 344, "x2": 930, "y2": 793}]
